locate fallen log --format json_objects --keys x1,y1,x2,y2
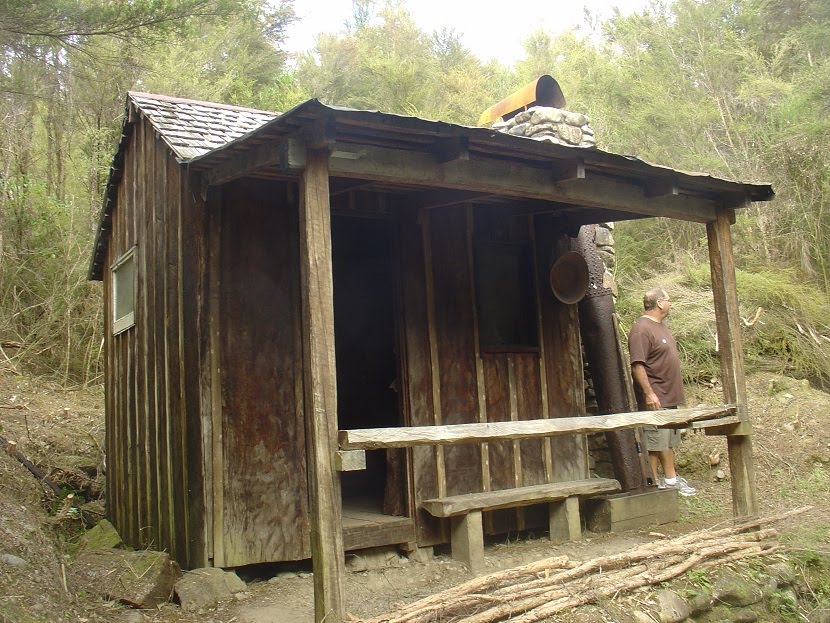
[{"x1": 0, "y1": 434, "x2": 96, "y2": 527}]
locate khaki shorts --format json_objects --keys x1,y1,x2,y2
[{"x1": 643, "y1": 425, "x2": 682, "y2": 452}]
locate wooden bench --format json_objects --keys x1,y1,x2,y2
[{"x1": 422, "y1": 477, "x2": 621, "y2": 574}]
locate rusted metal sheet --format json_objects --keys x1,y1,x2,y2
[{"x1": 478, "y1": 75, "x2": 567, "y2": 126}]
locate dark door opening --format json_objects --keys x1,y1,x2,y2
[{"x1": 332, "y1": 215, "x2": 403, "y2": 515}]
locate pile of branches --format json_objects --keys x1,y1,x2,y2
[{"x1": 364, "y1": 507, "x2": 810, "y2": 623}]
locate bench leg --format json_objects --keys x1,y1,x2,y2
[
  {"x1": 450, "y1": 510, "x2": 485, "y2": 575},
  {"x1": 549, "y1": 497, "x2": 581, "y2": 544}
]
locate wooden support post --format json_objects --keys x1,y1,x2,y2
[
  {"x1": 450, "y1": 511, "x2": 485, "y2": 575},
  {"x1": 707, "y1": 206, "x2": 758, "y2": 518},
  {"x1": 299, "y1": 148, "x2": 345, "y2": 623},
  {"x1": 549, "y1": 497, "x2": 581, "y2": 544}
]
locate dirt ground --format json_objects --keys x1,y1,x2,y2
[{"x1": 1, "y1": 369, "x2": 829, "y2": 623}]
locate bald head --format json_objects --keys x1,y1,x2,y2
[{"x1": 643, "y1": 287, "x2": 668, "y2": 311}]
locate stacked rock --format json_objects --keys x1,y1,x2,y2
[{"x1": 491, "y1": 106, "x2": 596, "y2": 148}]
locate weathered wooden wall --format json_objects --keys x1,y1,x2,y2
[
  {"x1": 106, "y1": 133, "x2": 590, "y2": 564},
  {"x1": 397, "y1": 204, "x2": 588, "y2": 545},
  {"x1": 216, "y1": 179, "x2": 310, "y2": 566},
  {"x1": 104, "y1": 114, "x2": 207, "y2": 568}
]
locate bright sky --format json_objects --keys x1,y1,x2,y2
[{"x1": 284, "y1": 0, "x2": 651, "y2": 65}]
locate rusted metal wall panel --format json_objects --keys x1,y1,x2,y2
[{"x1": 218, "y1": 179, "x2": 310, "y2": 565}]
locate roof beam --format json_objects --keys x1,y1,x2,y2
[
  {"x1": 551, "y1": 158, "x2": 585, "y2": 183},
  {"x1": 204, "y1": 138, "x2": 731, "y2": 222},
  {"x1": 312, "y1": 141, "x2": 720, "y2": 222},
  {"x1": 205, "y1": 140, "x2": 280, "y2": 186},
  {"x1": 645, "y1": 176, "x2": 679, "y2": 198},
  {"x1": 412, "y1": 188, "x2": 501, "y2": 210}
]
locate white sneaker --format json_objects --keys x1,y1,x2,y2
[{"x1": 659, "y1": 477, "x2": 697, "y2": 497}]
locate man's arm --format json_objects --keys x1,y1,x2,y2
[{"x1": 632, "y1": 363, "x2": 661, "y2": 410}]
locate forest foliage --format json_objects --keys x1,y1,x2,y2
[{"x1": 0, "y1": 0, "x2": 827, "y2": 386}]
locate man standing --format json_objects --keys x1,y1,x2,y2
[{"x1": 628, "y1": 286, "x2": 696, "y2": 496}]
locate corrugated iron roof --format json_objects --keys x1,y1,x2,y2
[{"x1": 128, "y1": 92, "x2": 277, "y2": 160}]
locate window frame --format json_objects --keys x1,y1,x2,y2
[
  {"x1": 111, "y1": 246, "x2": 136, "y2": 335},
  {"x1": 473, "y1": 239, "x2": 540, "y2": 354}
]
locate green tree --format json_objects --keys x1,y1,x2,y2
[
  {"x1": 292, "y1": 2, "x2": 508, "y2": 124},
  {"x1": 0, "y1": 0, "x2": 297, "y2": 383}
]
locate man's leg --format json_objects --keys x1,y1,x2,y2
[
  {"x1": 658, "y1": 449, "x2": 677, "y2": 479},
  {"x1": 649, "y1": 452, "x2": 660, "y2": 480}
]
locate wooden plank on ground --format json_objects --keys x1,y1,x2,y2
[
  {"x1": 585, "y1": 488, "x2": 679, "y2": 533},
  {"x1": 342, "y1": 517, "x2": 416, "y2": 551},
  {"x1": 339, "y1": 405, "x2": 736, "y2": 449},
  {"x1": 422, "y1": 478, "x2": 620, "y2": 517}
]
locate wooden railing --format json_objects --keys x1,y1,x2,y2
[{"x1": 338, "y1": 404, "x2": 738, "y2": 451}]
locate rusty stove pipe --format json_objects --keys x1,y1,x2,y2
[{"x1": 574, "y1": 225, "x2": 648, "y2": 492}]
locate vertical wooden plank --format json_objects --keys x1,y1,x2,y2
[
  {"x1": 219, "y1": 180, "x2": 310, "y2": 565},
  {"x1": 707, "y1": 207, "x2": 757, "y2": 517},
  {"x1": 465, "y1": 206, "x2": 490, "y2": 494},
  {"x1": 166, "y1": 153, "x2": 185, "y2": 562},
  {"x1": 421, "y1": 211, "x2": 447, "y2": 498},
  {"x1": 154, "y1": 136, "x2": 171, "y2": 556},
  {"x1": 515, "y1": 353, "x2": 546, "y2": 489},
  {"x1": 507, "y1": 356, "x2": 525, "y2": 531},
  {"x1": 529, "y1": 216, "x2": 555, "y2": 484},
  {"x1": 135, "y1": 119, "x2": 149, "y2": 549},
  {"x1": 298, "y1": 149, "x2": 345, "y2": 623},
  {"x1": 112, "y1": 184, "x2": 126, "y2": 541},
  {"x1": 145, "y1": 131, "x2": 161, "y2": 550},
  {"x1": 450, "y1": 511, "x2": 485, "y2": 575},
  {"x1": 397, "y1": 205, "x2": 442, "y2": 545},
  {"x1": 107, "y1": 177, "x2": 121, "y2": 540},
  {"x1": 507, "y1": 357, "x2": 523, "y2": 490},
  {"x1": 430, "y1": 207, "x2": 481, "y2": 497},
  {"x1": 208, "y1": 187, "x2": 224, "y2": 567},
  {"x1": 290, "y1": 182, "x2": 310, "y2": 553},
  {"x1": 549, "y1": 497, "x2": 581, "y2": 543},
  {"x1": 181, "y1": 172, "x2": 208, "y2": 568},
  {"x1": 482, "y1": 354, "x2": 517, "y2": 534},
  {"x1": 388, "y1": 199, "x2": 415, "y2": 521},
  {"x1": 534, "y1": 216, "x2": 589, "y2": 482}
]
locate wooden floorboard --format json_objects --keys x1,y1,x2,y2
[{"x1": 342, "y1": 498, "x2": 415, "y2": 551}]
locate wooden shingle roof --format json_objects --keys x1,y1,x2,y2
[{"x1": 128, "y1": 92, "x2": 277, "y2": 160}]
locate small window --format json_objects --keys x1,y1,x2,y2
[
  {"x1": 474, "y1": 240, "x2": 539, "y2": 352},
  {"x1": 112, "y1": 248, "x2": 136, "y2": 335}
]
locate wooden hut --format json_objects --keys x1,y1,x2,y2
[{"x1": 90, "y1": 92, "x2": 773, "y2": 621}]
